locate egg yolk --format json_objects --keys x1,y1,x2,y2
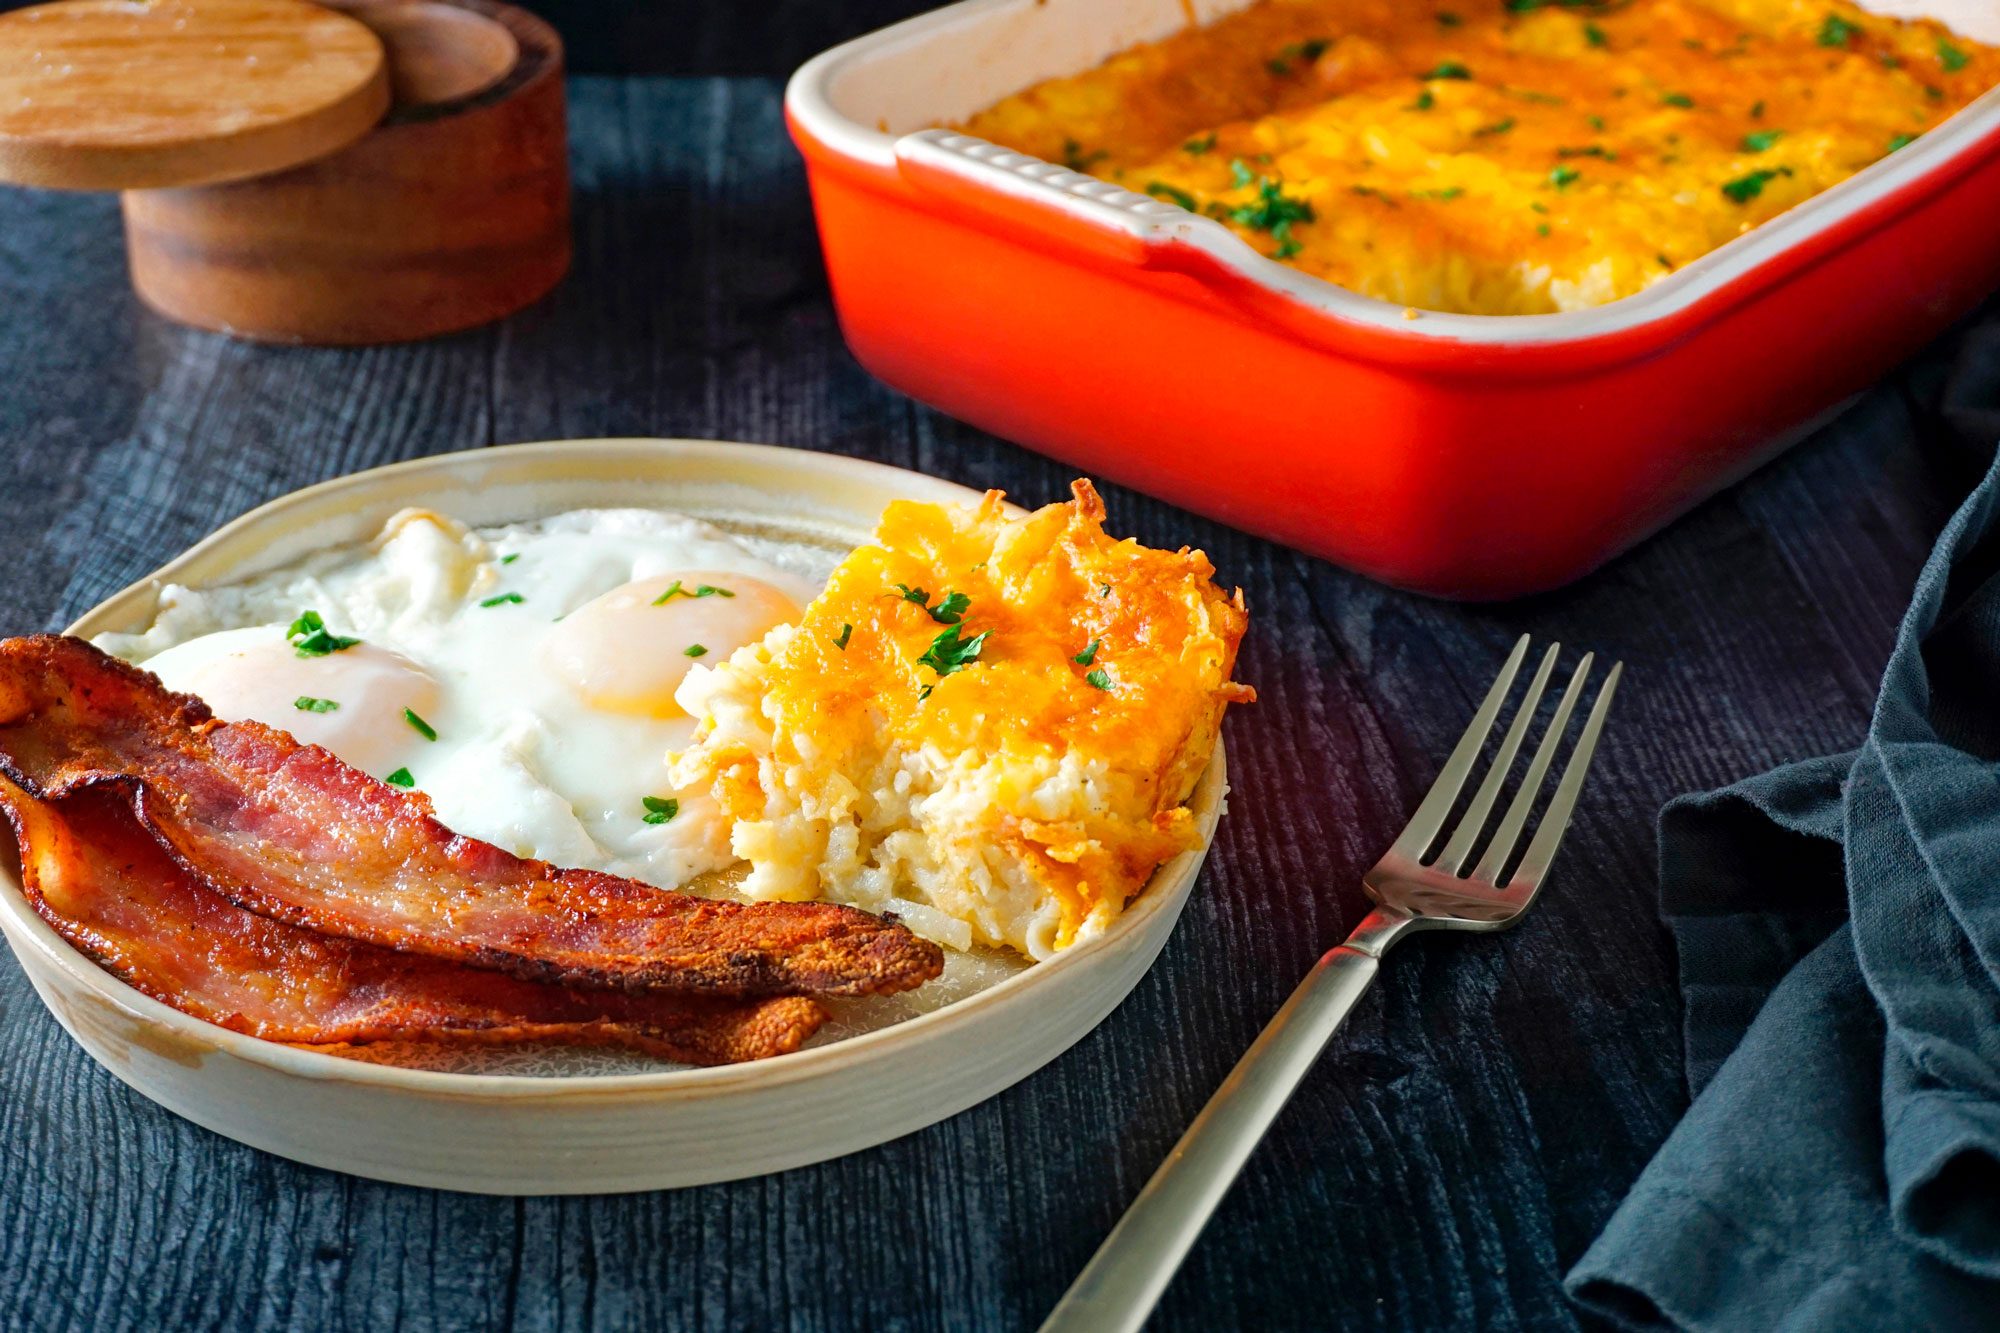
[
  {"x1": 541, "y1": 572, "x2": 800, "y2": 718},
  {"x1": 154, "y1": 635, "x2": 443, "y2": 776}
]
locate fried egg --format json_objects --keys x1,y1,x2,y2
[{"x1": 99, "y1": 508, "x2": 816, "y2": 891}]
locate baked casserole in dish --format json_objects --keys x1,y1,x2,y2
[{"x1": 788, "y1": 0, "x2": 2000, "y2": 598}]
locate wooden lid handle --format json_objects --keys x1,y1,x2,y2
[{"x1": 0, "y1": 0, "x2": 390, "y2": 190}]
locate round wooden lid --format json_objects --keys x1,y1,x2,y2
[{"x1": 0, "y1": 0, "x2": 391, "y2": 191}]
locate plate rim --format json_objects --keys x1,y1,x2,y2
[{"x1": 2, "y1": 436, "x2": 1227, "y2": 1100}]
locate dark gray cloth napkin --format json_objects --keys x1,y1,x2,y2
[{"x1": 1565, "y1": 430, "x2": 2000, "y2": 1329}]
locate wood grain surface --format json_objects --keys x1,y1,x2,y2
[
  {"x1": 0, "y1": 0, "x2": 389, "y2": 191},
  {"x1": 0, "y1": 77, "x2": 1989, "y2": 1333}
]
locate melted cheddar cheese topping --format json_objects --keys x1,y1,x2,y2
[
  {"x1": 959, "y1": 0, "x2": 1999, "y2": 313},
  {"x1": 670, "y1": 481, "x2": 1253, "y2": 958}
]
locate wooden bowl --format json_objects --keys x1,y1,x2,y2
[{"x1": 121, "y1": 0, "x2": 571, "y2": 344}]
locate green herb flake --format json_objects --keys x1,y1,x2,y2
[
  {"x1": 293, "y1": 696, "x2": 340, "y2": 714},
  {"x1": 1662, "y1": 92, "x2": 1695, "y2": 108},
  {"x1": 384, "y1": 767, "x2": 415, "y2": 788},
  {"x1": 1817, "y1": 14, "x2": 1858, "y2": 47},
  {"x1": 1437, "y1": 11, "x2": 1462, "y2": 27},
  {"x1": 694, "y1": 584, "x2": 734, "y2": 599},
  {"x1": 651, "y1": 580, "x2": 686, "y2": 605},
  {"x1": 1229, "y1": 173, "x2": 1316, "y2": 260},
  {"x1": 1537, "y1": 222, "x2": 1552, "y2": 236},
  {"x1": 1099, "y1": 583, "x2": 1113, "y2": 598},
  {"x1": 833, "y1": 623, "x2": 853, "y2": 650},
  {"x1": 1742, "y1": 129, "x2": 1785, "y2": 152},
  {"x1": 1473, "y1": 116, "x2": 1517, "y2": 137},
  {"x1": 1146, "y1": 181, "x2": 1197, "y2": 210},
  {"x1": 479, "y1": 592, "x2": 524, "y2": 608},
  {"x1": 893, "y1": 582, "x2": 929, "y2": 606},
  {"x1": 917, "y1": 624, "x2": 990, "y2": 678},
  {"x1": 1938, "y1": 38, "x2": 1969, "y2": 73},
  {"x1": 1888, "y1": 132, "x2": 1919, "y2": 152},
  {"x1": 1583, "y1": 22, "x2": 1606, "y2": 47},
  {"x1": 402, "y1": 707, "x2": 438, "y2": 742},
  {"x1": 684, "y1": 644, "x2": 707, "y2": 658},
  {"x1": 1268, "y1": 37, "x2": 1329, "y2": 75},
  {"x1": 1411, "y1": 187, "x2": 1465, "y2": 201},
  {"x1": 1409, "y1": 88, "x2": 1436, "y2": 111},
  {"x1": 918, "y1": 684, "x2": 935, "y2": 701},
  {"x1": 1061, "y1": 139, "x2": 1108, "y2": 172},
  {"x1": 1183, "y1": 133, "x2": 1216, "y2": 155},
  {"x1": 1073, "y1": 638, "x2": 1102, "y2": 667},
  {"x1": 287, "y1": 610, "x2": 360, "y2": 659},
  {"x1": 1657, "y1": 253, "x2": 1674, "y2": 269},
  {"x1": 1751, "y1": 99, "x2": 1766, "y2": 119},
  {"x1": 1587, "y1": 114, "x2": 1606, "y2": 131},
  {"x1": 1085, "y1": 669, "x2": 1114, "y2": 691},
  {"x1": 1557, "y1": 144, "x2": 1616, "y2": 160},
  {"x1": 927, "y1": 591, "x2": 971, "y2": 624},
  {"x1": 499, "y1": 553, "x2": 519, "y2": 565},
  {"x1": 1424, "y1": 61, "x2": 1473, "y2": 80},
  {"x1": 1549, "y1": 164, "x2": 1581, "y2": 188},
  {"x1": 1721, "y1": 166, "x2": 1792, "y2": 203},
  {"x1": 641, "y1": 795, "x2": 679, "y2": 825}
]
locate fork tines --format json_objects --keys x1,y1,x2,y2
[{"x1": 1392, "y1": 635, "x2": 1622, "y2": 890}]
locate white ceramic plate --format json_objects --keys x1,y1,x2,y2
[{"x1": 0, "y1": 439, "x2": 1225, "y2": 1194}]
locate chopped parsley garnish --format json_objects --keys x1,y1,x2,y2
[
  {"x1": 1549, "y1": 164, "x2": 1582, "y2": 188},
  {"x1": 1230, "y1": 158, "x2": 1255, "y2": 188},
  {"x1": 1411, "y1": 187, "x2": 1465, "y2": 201},
  {"x1": 1424, "y1": 61, "x2": 1472, "y2": 81},
  {"x1": 1888, "y1": 132, "x2": 1919, "y2": 152},
  {"x1": 384, "y1": 768, "x2": 415, "y2": 788},
  {"x1": 1938, "y1": 38, "x2": 1969, "y2": 73},
  {"x1": 1228, "y1": 169, "x2": 1315, "y2": 259},
  {"x1": 1145, "y1": 181, "x2": 1198, "y2": 211},
  {"x1": 1099, "y1": 583, "x2": 1113, "y2": 598},
  {"x1": 287, "y1": 611, "x2": 359, "y2": 659},
  {"x1": 833, "y1": 623, "x2": 853, "y2": 650},
  {"x1": 1437, "y1": 11, "x2": 1462, "y2": 27},
  {"x1": 1060, "y1": 139, "x2": 1108, "y2": 172},
  {"x1": 1588, "y1": 114, "x2": 1606, "y2": 130},
  {"x1": 918, "y1": 684, "x2": 935, "y2": 701},
  {"x1": 1085, "y1": 669, "x2": 1114, "y2": 691},
  {"x1": 1557, "y1": 144, "x2": 1616, "y2": 160},
  {"x1": 293, "y1": 696, "x2": 339, "y2": 713},
  {"x1": 499, "y1": 553, "x2": 519, "y2": 565},
  {"x1": 641, "y1": 796, "x2": 678, "y2": 825},
  {"x1": 1183, "y1": 133, "x2": 1216, "y2": 155},
  {"x1": 1721, "y1": 166, "x2": 1792, "y2": 202},
  {"x1": 1074, "y1": 638, "x2": 1102, "y2": 666},
  {"x1": 1409, "y1": 88, "x2": 1436, "y2": 111},
  {"x1": 927, "y1": 591, "x2": 971, "y2": 624},
  {"x1": 1657, "y1": 253, "x2": 1674, "y2": 269},
  {"x1": 1661, "y1": 92, "x2": 1695, "y2": 108},
  {"x1": 917, "y1": 624, "x2": 990, "y2": 678},
  {"x1": 1741, "y1": 130, "x2": 1785, "y2": 152},
  {"x1": 479, "y1": 592, "x2": 524, "y2": 607},
  {"x1": 1537, "y1": 223, "x2": 1553, "y2": 236},
  {"x1": 1267, "y1": 38, "x2": 1329, "y2": 75},
  {"x1": 684, "y1": 644, "x2": 707, "y2": 658},
  {"x1": 402, "y1": 707, "x2": 437, "y2": 742},
  {"x1": 1473, "y1": 116, "x2": 1517, "y2": 137},
  {"x1": 1817, "y1": 13, "x2": 1859, "y2": 47},
  {"x1": 1583, "y1": 22, "x2": 1606, "y2": 47},
  {"x1": 652, "y1": 580, "x2": 732, "y2": 605},
  {"x1": 893, "y1": 583, "x2": 929, "y2": 605},
  {"x1": 1751, "y1": 99, "x2": 1765, "y2": 119}
]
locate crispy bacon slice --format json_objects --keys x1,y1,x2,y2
[
  {"x1": 0, "y1": 636, "x2": 942, "y2": 999},
  {"x1": 0, "y1": 776, "x2": 825, "y2": 1064}
]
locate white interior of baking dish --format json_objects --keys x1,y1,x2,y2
[{"x1": 788, "y1": 0, "x2": 2000, "y2": 345}]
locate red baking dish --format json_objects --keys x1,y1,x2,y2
[{"x1": 786, "y1": 0, "x2": 2000, "y2": 599}]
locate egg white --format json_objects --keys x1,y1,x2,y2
[{"x1": 98, "y1": 508, "x2": 819, "y2": 892}]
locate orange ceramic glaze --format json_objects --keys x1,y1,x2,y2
[{"x1": 787, "y1": 0, "x2": 2000, "y2": 598}]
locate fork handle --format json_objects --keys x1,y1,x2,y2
[{"x1": 1039, "y1": 910, "x2": 1408, "y2": 1333}]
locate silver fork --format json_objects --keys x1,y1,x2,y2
[{"x1": 1040, "y1": 635, "x2": 1622, "y2": 1333}]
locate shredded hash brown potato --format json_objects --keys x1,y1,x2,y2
[
  {"x1": 958, "y1": 0, "x2": 2000, "y2": 313},
  {"x1": 671, "y1": 480, "x2": 1254, "y2": 959}
]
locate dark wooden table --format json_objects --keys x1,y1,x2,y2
[{"x1": 0, "y1": 78, "x2": 1988, "y2": 1333}]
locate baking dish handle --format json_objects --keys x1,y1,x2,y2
[{"x1": 894, "y1": 130, "x2": 1216, "y2": 269}]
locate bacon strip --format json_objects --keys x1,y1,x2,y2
[
  {"x1": 0, "y1": 776, "x2": 825, "y2": 1065},
  {"x1": 0, "y1": 636, "x2": 942, "y2": 999}
]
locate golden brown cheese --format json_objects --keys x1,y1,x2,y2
[
  {"x1": 960, "y1": 0, "x2": 2000, "y2": 313},
  {"x1": 669, "y1": 481, "x2": 1253, "y2": 958}
]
